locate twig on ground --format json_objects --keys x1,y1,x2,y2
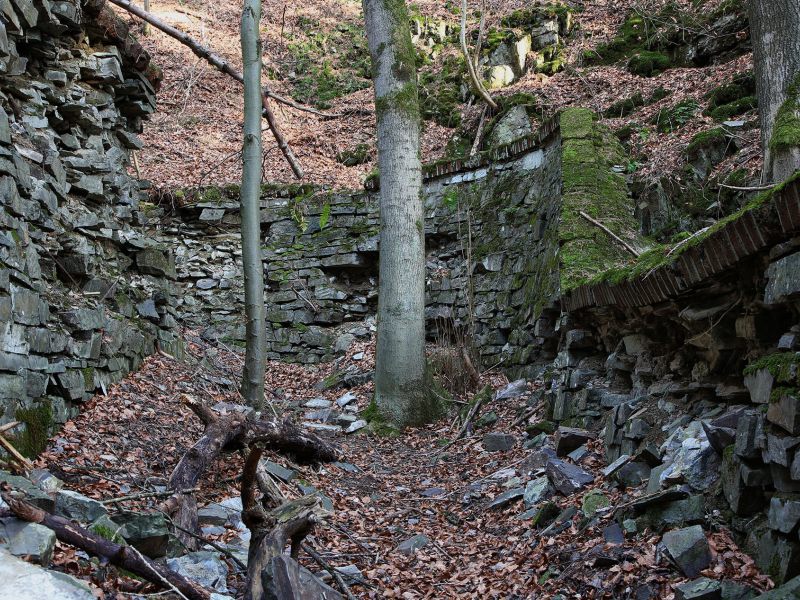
[{"x1": 302, "y1": 543, "x2": 359, "y2": 600}]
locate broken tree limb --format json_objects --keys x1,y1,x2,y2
[
  {"x1": 433, "y1": 385, "x2": 491, "y2": 460},
  {"x1": 160, "y1": 398, "x2": 338, "y2": 549},
  {"x1": 460, "y1": 0, "x2": 497, "y2": 110},
  {"x1": 105, "y1": 0, "x2": 305, "y2": 179},
  {"x1": 0, "y1": 490, "x2": 212, "y2": 600},
  {"x1": 303, "y1": 543, "x2": 359, "y2": 600},
  {"x1": 578, "y1": 211, "x2": 641, "y2": 258},
  {"x1": 0, "y1": 433, "x2": 33, "y2": 471},
  {"x1": 241, "y1": 447, "x2": 325, "y2": 600}
]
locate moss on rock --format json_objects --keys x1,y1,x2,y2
[
  {"x1": 559, "y1": 108, "x2": 640, "y2": 291},
  {"x1": 14, "y1": 400, "x2": 54, "y2": 458}
]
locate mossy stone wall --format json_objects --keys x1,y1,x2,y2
[{"x1": 558, "y1": 108, "x2": 642, "y2": 291}]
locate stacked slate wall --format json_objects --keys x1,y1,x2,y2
[
  {"x1": 0, "y1": 0, "x2": 181, "y2": 455},
  {"x1": 157, "y1": 129, "x2": 566, "y2": 372},
  {"x1": 544, "y1": 175, "x2": 800, "y2": 584},
  {"x1": 157, "y1": 110, "x2": 634, "y2": 378}
]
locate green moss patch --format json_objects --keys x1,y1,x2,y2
[
  {"x1": 284, "y1": 20, "x2": 372, "y2": 109},
  {"x1": 335, "y1": 143, "x2": 371, "y2": 167},
  {"x1": 627, "y1": 51, "x2": 671, "y2": 77},
  {"x1": 652, "y1": 99, "x2": 700, "y2": 133},
  {"x1": 559, "y1": 108, "x2": 641, "y2": 291},
  {"x1": 770, "y1": 75, "x2": 800, "y2": 152},
  {"x1": 419, "y1": 54, "x2": 465, "y2": 127},
  {"x1": 686, "y1": 127, "x2": 727, "y2": 156},
  {"x1": 585, "y1": 170, "x2": 800, "y2": 287},
  {"x1": 13, "y1": 400, "x2": 54, "y2": 458},
  {"x1": 744, "y1": 353, "x2": 800, "y2": 384}
]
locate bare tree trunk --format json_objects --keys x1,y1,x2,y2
[
  {"x1": 363, "y1": 0, "x2": 435, "y2": 428},
  {"x1": 142, "y1": 0, "x2": 150, "y2": 35},
  {"x1": 749, "y1": 0, "x2": 800, "y2": 182},
  {"x1": 240, "y1": 0, "x2": 267, "y2": 408}
]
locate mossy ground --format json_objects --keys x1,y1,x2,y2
[
  {"x1": 13, "y1": 400, "x2": 54, "y2": 458},
  {"x1": 283, "y1": 19, "x2": 372, "y2": 109}
]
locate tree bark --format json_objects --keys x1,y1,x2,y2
[
  {"x1": 241, "y1": 448, "x2": 321, "y2": 600},
  {"x1": 0, "y1": 492, "x2": 212, "y2": 600},
  {"x1": 749, "y1": 0, "x2": 800, "y2": 182},
  {"x1": 363, "y1": 0, "x2": 430, "y2": 428},
  {"x1": 240, "y1": 0, "x2": 268, "y2": 408},
  {"x1": 106, "y1": 0, "x2": 305, "y2": 179}
]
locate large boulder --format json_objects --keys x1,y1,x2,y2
[
  {"x1": 166, "y1": 551, "x2": 229, "y2": 593},
  {"x1": 487, "y1": 106, "x2": 533, "y2": 148},
  {"x1": 54, "y1": 490, "x2": 107, "y2": 523},
  {"x1": 545, "y1": 458, "x2": 594, "y2": 495},
  {"x1": 113, "y1": 512, "x2": 173, "y2": 558},
  {"x1": 0, "y1": 519, "x2": 56, "y2": 566}
]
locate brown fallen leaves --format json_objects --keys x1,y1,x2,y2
[{"x1": 30, "y1": 328, "x2": 773, "y2": 598}]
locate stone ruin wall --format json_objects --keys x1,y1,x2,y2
[
  {"x1": 155, "y1": 119, "x2": 567, "y2": 376},
  {"x1": 158, "y1": 109, "x2": 635, "y2": 381},
  {"x1": 0, "y1": 0, "x2": 181, "y2": 455},
  {"x1": 544, "y1": 176, "x2": 800, "y2": 584}
]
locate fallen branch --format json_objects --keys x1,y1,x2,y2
[
  {"x1": 0, "y1": 433, "x2": 33, "y2": 471},
  {"x1": 0, "y1": 421, "x2": 21, "y2": 434},
  {"x1": 303, "y1": 543, "x2": 359, "y2": 600},
  {"x1": 578, "y1": 211, "x2": 641, "y2": 258},
  {"x1": 163, "y1": 512, "x2": 248, "y2": 572},
  {"x1": 0, "y1": 490, "x2": 212, "y2": 600},
  {"x1": 433, "y1": 385, "x2": 491, "y2": 459},
  {"x1": 470, "y1": 105, "x2": 488, "y2": 158},
  {"x1": 512, "y1": 405, "x2": 537, "y2": 427},
  {"x1": 105, "y1": 0, "x2": 305, "y2": 178},
  {"x1": 241, "y1": 447, "x2": 325, "y2": 600},
  {"x1": 159, "y1": 397, "x2": 337, "y2": 549},
  {"x1": 717, "y1": 182, "x2": 775, "y2": 192},
  {"x1": 666, "y1": 226, "x2": 712, "y2": 257},
  {"x1": 101, "y1": 487, "x2": 199, "y2": 505}
]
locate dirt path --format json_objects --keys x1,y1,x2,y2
[{"x1": 35, "y1": 332, "x2": 769, "y2": 598}]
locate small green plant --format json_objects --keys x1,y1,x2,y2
[
  {"x1": 319, "y1": 202, "x2": 331, "y2": 229},
  {"x1": 442, "y1": 187, "x2": 459, "y2": 210},
  {"x1": 652, "y1": 99, "x2": 700, "y2": 133}
]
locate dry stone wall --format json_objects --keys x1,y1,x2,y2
[
  {"x1": 159, "y1": 110, "x2": 634, "y2": 380},
  {"x1": 0, "y1": 0, "x2": 181, "y2": 455},
  {"x1": 157, "y1": 119, "x2": 569, "y2": 373},
  {"x1": 541, "y1": 175, "x2": 800, "y2": 584}
]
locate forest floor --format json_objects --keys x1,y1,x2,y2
[
  {"x1": 120, "y1": 0, "x2": 759, "y2": 191},
  {"x1": 34, "y1": 331, "x2": 772, "y2": 599}
]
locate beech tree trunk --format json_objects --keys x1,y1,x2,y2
[
  {"x1": 240, "y1": 0, "x2": 267, "y2": 408},
  {"x1": 363, "y1": 0, "x2": 432, "y2": 428},
  {"x1": 749, "y1": 0, "x2": 800, "y2": 182}
]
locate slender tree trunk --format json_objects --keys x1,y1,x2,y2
[
  {"x1": 240, "y1": 0, "x2": 267, "y2": 408},
  {"x1": 363, "y1": 0, "x2": 433, "y2": 428},
  {"x1": 749, "y1": 0, "x2": 800, "y2": 182},
  {"x1": 142, "y1": 0, "x2": 150, "y2": 35}
]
